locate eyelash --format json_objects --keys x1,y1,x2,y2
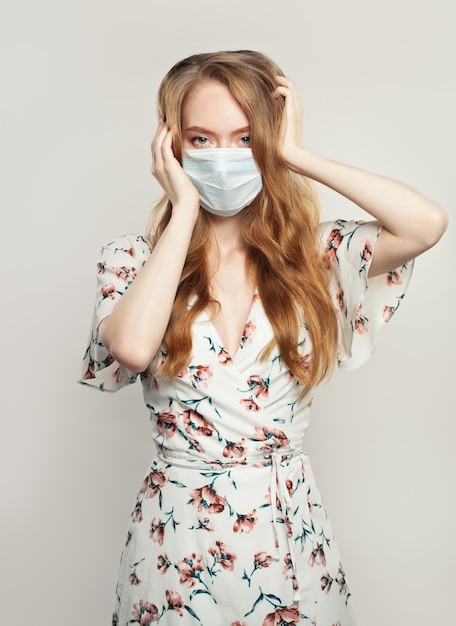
[
  {"x1": 191, "y1": 136, "x2": 209, "y2": 146},
  {"x1": 190, "y1": 136, "x2": 251, "y2": 146}
]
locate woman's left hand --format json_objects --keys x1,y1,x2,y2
[{"x1": 273, "y1": 76, "x2": 306, "y2": 171}]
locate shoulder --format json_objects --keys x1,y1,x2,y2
[
  {"x1": 101, "y1": 234, "x2": 151, "y2": 257},
  {"x1": 98, "y1": 234, "x2": 152, "y2": 268}
]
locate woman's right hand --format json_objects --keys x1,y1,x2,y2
[{"x1": 150, "y1": 121, "x2": 200, "y2": 214}]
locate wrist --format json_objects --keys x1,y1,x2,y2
[
  {"x1": 283, "y1": 147, "x2": 321, "y2": 178},
  {"x1": 170, "y1": 201, "x2": 200, "y2": 227}
]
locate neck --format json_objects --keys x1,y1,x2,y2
[{"x1": 207, "y1": 212, "x2": 244, "y2": 254}]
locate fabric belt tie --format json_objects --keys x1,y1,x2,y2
[{"x1": 157, "y1": 448, "x2": 314, "y2": 615}]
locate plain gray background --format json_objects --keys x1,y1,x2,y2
[{"x1": 1, "y1": 1, "x2": 454, "y2": 624}]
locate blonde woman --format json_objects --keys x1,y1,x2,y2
[{"x1": 79, "y1": 50, "x2": 447, "y2": 625}]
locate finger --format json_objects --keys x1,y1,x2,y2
[
  {"x1": 161, "y1": 128, "x2": 174, "y2": 156},
  {"x1": 272, "y1": 85, "x2": 289, "y2": 99},
  {"x1": 151, "y1": 120, "x2": 166, "y2": 151},
  {"x1": 151, "y1": 123, "x2": 169, "y2": 165},
  {"x1": 275, "y1": 75, "x2": 294, "y2": 87}
]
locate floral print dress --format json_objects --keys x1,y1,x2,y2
[{"x1": 79, "y1": 220, "x2": 413, "y2": 626}]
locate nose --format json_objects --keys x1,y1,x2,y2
[{"x1": 217, "y1": 137, "x2": 234, "y2": 149}]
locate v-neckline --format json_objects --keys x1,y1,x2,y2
[{"x1": 201, "y1": 289, "x2": 259, "y2": 361}]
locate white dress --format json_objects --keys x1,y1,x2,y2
[{"x1": 79, "y1": 220, "x2": 413, "y2": 626}]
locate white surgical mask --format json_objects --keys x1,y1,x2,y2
[{"x1": 182, "y1": 148, "x2": 262, "y2": 217}]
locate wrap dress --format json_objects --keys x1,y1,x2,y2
[{"x1": 79, "y1": 219, "x2": 413, "y2": 626}]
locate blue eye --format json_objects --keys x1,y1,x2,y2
[
  {"x1": 191, "y1": 136, "x2": 208, "y2": 146},
  {"x1": 240, "y1": 136, "x2": 251, "y2": 145}
]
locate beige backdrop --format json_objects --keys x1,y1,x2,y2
[{"x1": 1, "y1": 0, "x2": 454, "y2": 624}]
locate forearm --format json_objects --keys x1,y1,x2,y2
[
  {"x1": 100, "y1": 208, "x2": 197, "y2": 371},
  {"x1": 286, "y1": 148, "x2": 448, "y2": 273},
  {"x1": 291, "y1": 148, "x2": 442, "y2": 239}
]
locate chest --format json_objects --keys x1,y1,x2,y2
[{"x1": 207, "y1": 287, "x2": 256, "y2": 358}]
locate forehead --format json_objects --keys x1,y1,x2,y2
[{"x1": 182, "y1": 80, "x2": 249, "y2": 128}]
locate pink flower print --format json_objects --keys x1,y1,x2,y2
[
  {"x1": 308, "y1": 542, "x2": 326, "y2": 567},
  {"x1": 243, "y1": 550, "x2": 274, "y2": 586},
  {"x1": 251, "y1": 426, "x2": 289, "y2": 451},
  {"x1": 123, "y1": 246, "x2": 136, "y2": 258},
  {"x1": 208, "y1": 540, "x2": 237, "y2": 571},
  {"x1": 354, "y1": 304, "x2": 369, "y2": 335},
  {"x1": 336, "y1": 288, "x2": 345, "y2": 312},
  {"x1": 286, "y1": 479, "x2": 293, "y2": 497},
  {"x1": 254, "y1": 551, "x2": 273, "y2": 569},
  {"x1": 231, "y1": 623, "x2": 247, "y2": 626},
  {"x1": 195, "y1": 516, "x2": 215, "y2": 532},
  {"x1": 176, "y1": 553, "x2": 205, "y2": 588},
  {"x1": 298, "y1": 353, "x2": 312, "y2": 371},
  {"x1": 383, "y1": 305, "x2": 395, "y2": 322},
  {"x1": 187, "y1": 437, "x2": 205, "y2": 454},
  {"x1": 101, "y1": 283, "x2": 117, "y2": 300},
  {"x1": 149, "y1": 518, "x2": 165, "y2": 545},
  {"x1": 263, "y1": 604, "x2": 300, "y2": 625},
  {"x1": 247, "y1": 374, "x2": 269, "y2": 399},
  {"x1": 241, "y1": 321, "x2": 256, "y2": 346},
  {"x1": 282, "y1": 553, "x2": 298, "y2": 592},
  {"x1": 223, "y1": 438, "x2": 246, "y2": 459},
  {"x1": 240, "y1": 398, "x2": 261, "y2": 412},
  {"x1": 97, "y1": 261, "x2": 106, "y2": 275},
  {"x1": 386, "y1": 270, "x2": 402, "y2": 286},
  {"x1": 82, "y1": 360, "x2": 95, "y2": 380},
  {"x1": 189, "y1": 485, "x2": 226, "y2": 514},
  {"x1": 361, "y1": 239, "x2": 373, "y2": 262},
  {"x1": 283, "y1": 553, "x2": 298, "y2": 591},
  {"x1": 183, "y1": 409, "x2": 214, "y2": 437},
  {"x1": 157, "y1": 553, "x2": 171, "y2": 574},
  {"x1": 129, "y1": 572, "x2": 141, "y2": 586},
  {"x1": 190, "y1": 364, "x2": 213, "y2": 388},
  {"x1": 284, "y1": 515, "x2": 293, "y2": 538},
  {"x1": 156, "y1": 410, "x2": 178, "y2": 438},
  {"x1": 287, "y1": 353, "x2": 311, "y2": 379},
  {"x1": 326, "y1": 228, "x2": 343, "y2": 262},
  {"x1": 321, "y1": 572, "x2": 334, "y2": 594},
  {"x1": 166, "y1": 590, "x2": 184, "y2": 616},
  {"x1": 218, "y1": 348, "x2": 232, "y2": 365},
  {"x1": 233, "y1": 510, "x2": 258, "y2": 533},
  {"x1": 140, "y1": 469, "x2": 168, "y2": 499},
  {"x1": 115, "y1": 265, "x2": 137, "y2": 281},
  {"x1": 264, "y1": 485, "x2": 282, "y2": 510},
  {"x1": 131, "y1": 599, "x2": 160, "y2": 624}
]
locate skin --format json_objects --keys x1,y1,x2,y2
[{"x1": 100, "y1": 78, "x2": 448, "y2": 372}]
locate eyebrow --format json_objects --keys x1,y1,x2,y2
[{"x1": 184, "y1": 125, "x2": 251, "y2": 135}]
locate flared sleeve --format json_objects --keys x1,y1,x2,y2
[
  {"x1": 320, "y1": 219, "x2": 414, "y2": 371},
  {"x1": 78, "y1": 234, "x2": 151, "y2": 391}
]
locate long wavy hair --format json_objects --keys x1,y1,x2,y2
[{"x1": 147, "y1": 50, "x2": 338, "y2": 395}]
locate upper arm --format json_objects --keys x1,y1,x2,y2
[{"x1": 368, "y1": 227, "x2": 414, "y2": 277}]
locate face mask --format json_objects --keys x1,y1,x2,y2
[{"x1": 182, "y1": 148, "x2": 262, "y2": 217}]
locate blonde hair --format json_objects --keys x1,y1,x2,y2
[{"x1": 147, "y1": 50, "x2": 338, "y2": 395}]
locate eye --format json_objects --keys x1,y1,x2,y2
[
  {"x1": 191, "y1": 136, "x2": 209, "y2": 146},
  {"x1": 240, "y1": 136, "x2": 251, "y2": 145}
]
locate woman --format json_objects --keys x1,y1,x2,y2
[{"x1": 79, "y1": 50, "x2": 447, "y2": 625}]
